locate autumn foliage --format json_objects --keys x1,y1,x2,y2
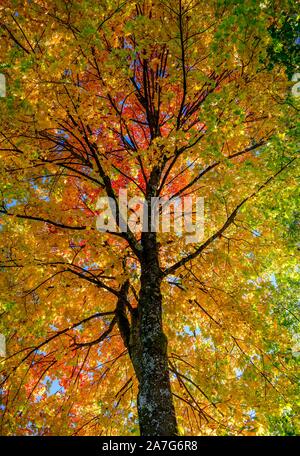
[{"x1": 0, "y1": 0, "x2": 299, "y2": 436}]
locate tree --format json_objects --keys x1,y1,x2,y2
[{"x1": 0, "y1": 0, "x2": 299, "y2": 436}]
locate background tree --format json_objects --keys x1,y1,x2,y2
[{"x1": 0, "y1": 0, "x2": 299, "y2": 436}]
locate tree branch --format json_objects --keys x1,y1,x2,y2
[{"x1": 164, "y1": 158, "x2": 297, "y2": 275}]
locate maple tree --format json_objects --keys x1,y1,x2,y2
[{"x1": 0, "y1": 0, "x2": 299, "y2": 436}]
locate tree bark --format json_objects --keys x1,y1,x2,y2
[
  {"x1": 137, "y1": 263, "x2": 177, "y2": 436},
  {"x1": 116, "y1": 233, "x2": 177, "y2": 435},
  {"x1": 133, "y1": 232, "x2": 177, "y2": 435}
]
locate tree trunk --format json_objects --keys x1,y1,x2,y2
[
  {"x1": 131, "y1": 232, "x2": 177, "y2": 436},
  {"x1": 116, "y1": 168, "x2": 178, "y2": 435}
]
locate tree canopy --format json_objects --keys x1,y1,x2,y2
[{"x1": 0, "y1": 0, "x2": 299, "y2": 436}]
